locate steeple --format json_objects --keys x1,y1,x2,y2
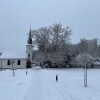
[
  {"x1": 26, "y1": 26, "x2": 33, "y2": 68},
  {"x1": 27, "y1": 26, "x2": 32, "y2": 44}
]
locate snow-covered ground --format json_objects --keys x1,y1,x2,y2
[
  {"x1": 0, "y1": 69, "x2": 33, "y2": 100},
  {"x1": 0, "y1": 68, "x2": 100, "y2": 100}
]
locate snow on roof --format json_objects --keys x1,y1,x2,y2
[
  {"x1": 76, "y1": 54, "x2": 93, "y2": 60},
  {"x1": 0, "y1": 50, "x2": 27, "y2": 59},
  {"x1": 93, "y1": 61, "x2": 100, "y2": 65}
]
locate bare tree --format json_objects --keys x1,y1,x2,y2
[
  {"x1": 32, "y1": 23, "x2": 71, "y2": 52},
  {"x1": 32, "y1": 23, "x2": 72, "y2": 67},
  {"x1": 32, "y1": 27, "x2": 52, "y2": 52}
]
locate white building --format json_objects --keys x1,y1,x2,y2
[
  {"x1": 0, "y1": 28, "x2": 33, "y2": 69},
  {"x1": 0, "y1": 50, "x2": 27, "y2": 69}
]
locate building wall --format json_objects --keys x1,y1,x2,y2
[
  {"x1": 0, "y1": 59, "x2": 26, "y2": 69},
  {"x1": 26, "y1": 44, "x2": 33, "y2": 63}
]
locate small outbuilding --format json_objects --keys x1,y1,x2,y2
[{"x1": 0, "y1": 50, "x2": 27, "y2": 69}]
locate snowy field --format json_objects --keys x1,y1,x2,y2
[
  {"x1": 0, "y1": 68, "x2": 100, "y2": 100},
  {"x1": 0, "y1": 69, "x2": 33, "y2": 100}
]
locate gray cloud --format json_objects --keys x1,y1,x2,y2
[{"x1": 0, "y1": 0, "x2": 100, "y2": 50}]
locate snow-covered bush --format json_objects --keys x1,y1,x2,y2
[{"x1": 76, "y1": 54, "x2": 93, "y2": 67}]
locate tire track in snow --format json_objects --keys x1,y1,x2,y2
[
  {"x1": 42, "y1": 70, "x2": 72, "y2": 100},
  {"x1": 24, "y1": 69, "x2": 65, "y2": 100},
  {"x1": 56, "y1": 82, "x2": 91, "y2": 100},
  {"x1": 24, "y1": 70, "x2": 45, "y2": 100},
  {"x1": 43, "y1": 69, "x2": 91, "y2": 100},
  {"x1": 42, "y1": 70, "x2": 67, "y2": 100}
]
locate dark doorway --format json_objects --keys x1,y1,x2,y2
[
  {"x1": 17, "y1": 60, "x2": 20, "y2": 65},
  {"x1": 7, "y1": 60, "x2": 10, "y2": 65},
  {"x1": 26, "y1": 60, "x2": 31, "y2": 68}
]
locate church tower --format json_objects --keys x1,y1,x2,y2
[{"x1": 26, "y1": 27, "x2": 33, "y2": 68}]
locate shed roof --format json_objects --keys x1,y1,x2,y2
[{"x1": 0, "y1": 50, "x2": 27, "y2": 59}]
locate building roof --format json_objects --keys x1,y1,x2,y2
[
  {"x1": 0, "y1": 50, "x2": 27, "y2": 59},
  {"x1": 93, "y1": 61, "x2": 100, "y2": 65}
]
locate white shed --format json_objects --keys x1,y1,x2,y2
[{"x1": 0, "y1": 50, "x2": 27, "y2": 69}]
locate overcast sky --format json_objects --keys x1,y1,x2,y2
[{"x1": 0, "y1": 0, "x2": 100, "y2": 51}]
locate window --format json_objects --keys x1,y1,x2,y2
[
  {"x1": 7, "y1": 60, "x2": 10, "y2": 65},
  {"x1": 17, "y1": 60, "x2": 21, "y2": 65}
]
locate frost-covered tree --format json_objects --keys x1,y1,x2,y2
[
  {"x1": 76, "y1": 54, "x2": 93, "y2": 67},
  {"x1": 32, "y1": 23, "x2": 71, "y2": 53},
  {"x1": 32, "y1": 23, "x2": 72, "y2": 67},
  {"x1": 32, "y1": 27, "x2": 51, "y2": 52},
  {"x1": 50, "y1": 23, "x2": 71, "y2": 52},
  {"x1": 78, "y1": 38, "x2": 98, "y2": 56}
]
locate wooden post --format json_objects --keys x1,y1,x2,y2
[
  {"x1": 12, "y1": 63, "x2": 15, "y2": 76},
  {"x1": 86, "y1": 64, "x2": 87, "y2": 87},
  {"x1": 84, "y1": 64, "x2": 87, "y2": 87},
  {"x1": 0, "y1": 60, "x2": 2, "y2": 71},
  {"x1": 10, "y1": 60, "x2": 15, "y2": 77},
  {"x1": 26, "y1": 70, "x2": 27, "y2": 74}
]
